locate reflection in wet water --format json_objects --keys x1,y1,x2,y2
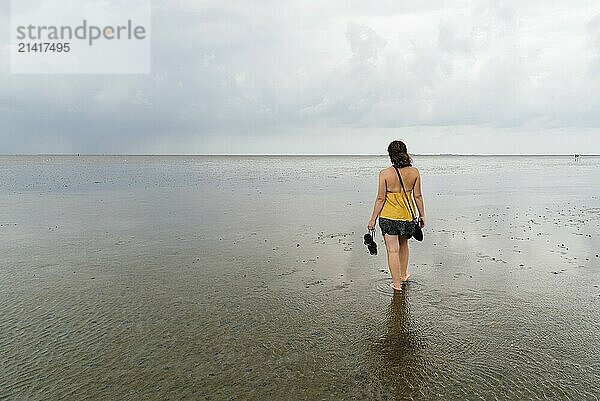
[{"x1": 369, "y1": 286, "x2": 426, "y2": 399}]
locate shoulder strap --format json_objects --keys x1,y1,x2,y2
[{"x1": 393, "y1": 166, "x2": 416, "y2": 220}]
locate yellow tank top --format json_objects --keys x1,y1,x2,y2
[{"x1": 380, "y1": 190, "x2": 416, "y2": 221}]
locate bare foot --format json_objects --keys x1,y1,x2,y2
[
  {"x1": 390, "y1": 282, "x2": 402, "y2": 291},
  {"x1": 401, "y1": 274, "x2": 411, "y2": 282}
]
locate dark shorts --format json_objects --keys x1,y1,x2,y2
[{"x1": 379, "y1": 217, "x2": 416, "y2": 238}]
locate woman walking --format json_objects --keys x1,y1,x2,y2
[{"x1": 368, "y1": 141, "x2": 426, "y2": 291}]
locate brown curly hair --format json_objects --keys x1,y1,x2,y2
[{"x1": 387, "y1": 140, "x2": 412, "y2": 167}]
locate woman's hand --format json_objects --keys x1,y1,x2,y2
[
  {"x1": 367, "y1": 218, "x2": 376, "y2": 231},
  {"x1": 419, "y1": 216, "x2": 426, "y2": 228}
]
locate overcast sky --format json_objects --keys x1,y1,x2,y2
[{"x1": 1, "y1": 0, "x2": 600, "y2": 154}]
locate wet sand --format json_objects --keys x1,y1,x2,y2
[{"x1": 1, "y1": 155, "x2": 599, "y2": 400}]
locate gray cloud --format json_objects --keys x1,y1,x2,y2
[{"x1": 1, "y1": 0, "x2": 599, "y2": 154}]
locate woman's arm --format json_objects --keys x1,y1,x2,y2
[
  {"x1": 368, "y1": 170, "x2": 387, "y2": 229},
  {"x1": 413, "y1": 169, "x2": 426, "y2": 227}
]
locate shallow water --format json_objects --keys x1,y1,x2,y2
[{"x1": 0, "y1": 155, "x2": 599, "y2": 400}]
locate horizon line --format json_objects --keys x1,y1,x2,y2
[{"x1": 0, "y1": 153, "x2": 598, "y2": 157}]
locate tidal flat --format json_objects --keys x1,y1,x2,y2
[{"x1": 1, "y1": 155, "x2": 599, "y2": 400}]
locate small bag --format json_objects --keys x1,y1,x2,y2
[{"x1": 393, "y1": 166, "x2": 424, "y2": 241}]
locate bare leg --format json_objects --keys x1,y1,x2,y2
[
  {"x1": 399, "y1": 236, "x2": 410, "y2": 281},
  {"x1": 383, "y1": 234, "x2": 401, "y2": 290}
]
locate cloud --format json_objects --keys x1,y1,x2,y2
[{"x1": 1, "y1": 0, "x2": 599, "y2": 154}]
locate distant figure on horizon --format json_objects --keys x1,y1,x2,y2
[
  {"x1": 368, "y1": 141, "x2": 426, "y2": 291},
  {"x1": 575, "y1": 154, "x2": 580, "y2": 161}
]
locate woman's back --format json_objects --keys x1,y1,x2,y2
[
  {"x1": 384, "y1": 166, "x2": 418, "y2": 193},
  {"x1": 379, "y1": 166, "x2": 419, "y2": 221}
]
